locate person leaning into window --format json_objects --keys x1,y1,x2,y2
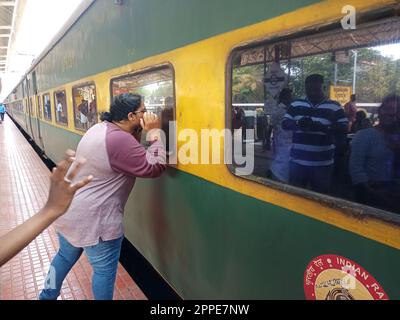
[
  {"x1": 0, "y1": 150, "x2": 93, "y2": 267},
  {"x1": 282, "y1": 74, "x2": 348, "y2": 193},
  {"x1": 39, "y1": 93, "x2": 166, "y2": 300},
  {"x1": 349, "y1": 94, "x2": 400, "y2": 213}
]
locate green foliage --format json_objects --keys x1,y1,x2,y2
[
  {"x1": 232, "y1": 65, "x2": 264, "y2": 103},
  {"x1": 232, "y1": 47, "x2": 399, "y2": 104}
]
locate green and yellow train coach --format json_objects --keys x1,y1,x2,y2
[{"x1": 5, "y1": 0, "x2": 400, "y2": 299}]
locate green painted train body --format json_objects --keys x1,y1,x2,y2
[{"x1": 5, "y1": 0, "x2": 400, "y2": 299}]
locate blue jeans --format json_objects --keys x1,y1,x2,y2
[{"x1": 39, "y1": 233, "x2": 123, "y2": 300}]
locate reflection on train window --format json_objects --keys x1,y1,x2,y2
[
  {"x1": 37, "y1": 96, "x2": 42, "y2": 119},
  {"x1": 229, "y1": 17, "x2": 400, "y2": 215},
  {"x1": 54, "y1": 90, "x2": 68, "y2": 125},
  {"x1": 111, "y1": 66, "x2": 175, "y2": 150},
  {"x1": 72, "y1": 83, "x2": 97, "y2": 131},
  {"x1": 43, "y1": 93, "x2": 52, "y2": 121},
  {"x1": 13, "y1": 101, "x2": 22, "y2": 115}
]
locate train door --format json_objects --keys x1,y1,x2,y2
[
  {"x1": 21, "y1": 82, "x2": 29, "y2": 132},
  {"x1": 22, "y1": 81, "x2": 30, "y2": 133},
  {"x1": 32, "y1": 71, "x2": 44, "y2": 150},
  {"x1": 35, "y1": 95, "x2": 45, "y2": 150},
  {"x1": 24, "y1": 78, "x2": 35, "y2": 141},
  {"x1": 23, "y1": 100, "x2": 29, "y2": 133}
]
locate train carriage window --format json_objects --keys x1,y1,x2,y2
[
  {"x1": 54, "y1": 90, "x2": 68, "y2": 125},
  {"x1": 72, "y1": 83, "x2": 98, "y2": 131},
  {"x1": 229, "y1": 16, "x2": 400, "y2": 216},
  {"x1": 43, "y1": 93, "x2": 52, "y2": 121},
  {"x1": 111, "y1": 66, "x2": 175, "y2": 151}
]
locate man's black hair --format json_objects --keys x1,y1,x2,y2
[{"x1": 305, "y1": 74, "x2": 324, "y2": 85}]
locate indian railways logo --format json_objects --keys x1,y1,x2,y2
[{"x1": 304, "y1": 254, "x2": 389, "y2": 300}]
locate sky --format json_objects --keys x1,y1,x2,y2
[
  {"x1": 376, "y1": 43, "x2": 400, "y2": 60},
  {"x1": 0, "y1": 0, "x2": 83, "y2": 101}
]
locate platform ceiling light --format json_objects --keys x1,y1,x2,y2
[{"x1": 114, "y1": 0, "x2": 123, "y2": 5}]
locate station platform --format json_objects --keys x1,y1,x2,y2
[{"x1": 0, "y1": 115, "x2": 147, "y2": 300}]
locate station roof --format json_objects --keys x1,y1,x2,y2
[{"x1": 0, "y1": 1, "x2": 16, "y2": 74}]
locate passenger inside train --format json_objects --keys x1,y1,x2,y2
[
  {"x1": 282, "y1": 74, "x2": 349, "y2": 194},
  {"x1": 230, "y1": 21, "x2": 400, "y2": 215},
  {"x1": 350, "y1": 110, "x2": 372, "y2": 133},
  {"x1": 349, "y1": 94, "x2": 400, "y2": 213}
]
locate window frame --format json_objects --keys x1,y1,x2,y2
[
  {"x1": 109, "y1": 63, "x2": 177, "y2": 152},
  {"x1": 225, "y1": 16, "x2": 400, "y2": 225},
  {"x1": 72, "y1": 81, "x2": 98, "y2": 132},
  {"x1": 53, "y1": 89, "x2": 68, "y2": 126}
]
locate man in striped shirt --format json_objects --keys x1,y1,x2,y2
[{"x1": 282, "y1": 74, "x2": 348, "y2": 193}]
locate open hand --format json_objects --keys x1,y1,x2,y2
[
  {"x1": 44, "y1": 150, "x2": 93, "y2": 218},
  {"x1": 140, "y1": 112, "x2": 160, "y2": 131}
]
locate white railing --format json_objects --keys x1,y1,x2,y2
[
  {"x1": 232, "y1": 103, "x2": 264, "y2": 107},
  {"x1": 233, "y1": 102, "x2": 382, "y2": 108},
  {"x1": 356, "y1": 103, "x2": 380, "y2": 107}
]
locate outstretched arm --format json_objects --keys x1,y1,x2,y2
[{"x1": 0, "y1": 150, "x2": 93, "y2": 267}]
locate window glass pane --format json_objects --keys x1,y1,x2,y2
[
  {"x1": 111, "y1": 67, "x2": 175, "y2": 150},
  {"x1": 230, "y1": 17, "x2": 400, "y2": 215},
  {"x1": 54, "y1": 90, "x2": 68, "y2": 125},
  {"x1": 43, "y1": 93, "x2": 52, "y2": 121},
  {"x1": 73, "y1": 83, "x2": 98, "y2": 131}
]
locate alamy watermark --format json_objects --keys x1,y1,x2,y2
[
  {"x1": 145, "y1": 121, "x2": 255, "y2": 176},
  {"x1": 341, "y1": 265, "x2": 357, "y2": 290},
  {"x1": 341, "y1": 5, "x2": 356, "y2": 30}
]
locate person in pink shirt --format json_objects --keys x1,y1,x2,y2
[{"x1": 39, "y1": 93, "x2": 167, "y2": 300}]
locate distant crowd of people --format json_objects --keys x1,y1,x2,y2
[
  {"x1": 76, "y1": 95, "x2": 97, "y2": 130},
  {"x1": 235, "y1": 74, "x2": 400, "y2": 214}
]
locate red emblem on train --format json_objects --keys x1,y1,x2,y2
[{"x1": 304, "y1": 254, "x2": 389, "y2": 300}]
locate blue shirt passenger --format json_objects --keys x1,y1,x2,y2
[
  {"x1": 283, "y1": 98, "x2": 348, "y2": 167},
  {"x1": 282, "y1": 74, "x2": 348, "y2": 193}
]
